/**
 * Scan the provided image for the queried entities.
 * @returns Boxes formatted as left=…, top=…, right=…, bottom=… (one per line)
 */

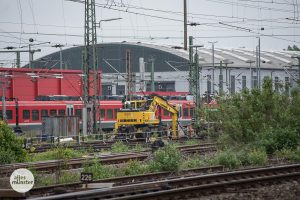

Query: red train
left=0, top=98, right=195, bottom=133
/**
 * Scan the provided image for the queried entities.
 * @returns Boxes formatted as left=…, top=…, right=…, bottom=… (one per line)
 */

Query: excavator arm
left=115, top=95, right=180, bottom=139
left=148, top=96, right=179, bottom=138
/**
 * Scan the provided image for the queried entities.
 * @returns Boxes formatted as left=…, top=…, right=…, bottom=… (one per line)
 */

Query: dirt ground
left=193, top=180, right=300, bottom=200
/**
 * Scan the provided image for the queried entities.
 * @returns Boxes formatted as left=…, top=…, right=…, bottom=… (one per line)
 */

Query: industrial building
left=0, top=68, right=101, bottom=101
left=29, top=42, right=299, bottom=96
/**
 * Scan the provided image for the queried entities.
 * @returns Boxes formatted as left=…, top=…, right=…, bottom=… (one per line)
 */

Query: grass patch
left=274, top=147, right=300, bottom=162
left=123, top=159, right=149, bottom=175
left=247, top=149, right=268, bottom=166
left=83, top=158, right=118, bottom=179
left=131, top=144, right=144, bottom=152
left=149, top=145, right=182, bottom=172
left=181, top=154, right=212, bottom=169
left=34, top=171, right=80, bottom=187
left=183, top=139, right=200, bottom=146
left=111, top=141, right=129, bottom=153
left=213, top=149, right=241, bottom=169
left=30, top=147, right=86, bottom=162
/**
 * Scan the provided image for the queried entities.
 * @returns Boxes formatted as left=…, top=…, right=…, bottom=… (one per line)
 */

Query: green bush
left=131, top=144, right=143, bottom=152
left=209, top=78, right=300, bottom=156
left=247, top=149, right=268, bottom=166
left=257, top=127, right=298, bottom=154
left=31, top=147, right=85, bottom=162
left=181, top=154, right=206, bottom=169
left=111, top=141, right=129, bottom=153
left=83, top=158, right=117, bottom=179
left=275, top=148, right=300, bottom=162
left=214, top=150, right=241, bottom=169
left=58, top=171, right=80, bottom=184
left=0, top=121, right=27, bottom=164
left=151, top=145, right=182, bottom=172
left=0, top=148, right=17, bottom=164
left=124, top=160, right=149, bottom=176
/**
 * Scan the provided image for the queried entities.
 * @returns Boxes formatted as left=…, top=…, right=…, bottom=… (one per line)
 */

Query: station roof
left=29, top=42, right=299, bottom=72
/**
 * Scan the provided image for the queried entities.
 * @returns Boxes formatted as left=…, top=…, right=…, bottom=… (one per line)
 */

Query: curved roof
left=31, top=42, right=189, bottom=73
left=29, top=42, right=299, bottom=72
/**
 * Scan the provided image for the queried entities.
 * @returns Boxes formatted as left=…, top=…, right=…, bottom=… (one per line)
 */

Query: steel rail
left=27, top=164, right=300, bottom=200
left=28, top=165, right=224, bottom=196
left=0, top=152, right=149, bottom=176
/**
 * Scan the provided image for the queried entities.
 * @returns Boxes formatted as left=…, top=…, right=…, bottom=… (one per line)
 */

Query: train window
left=190, top=108, right=194, bottom=118
left=58, top=109, right=65, bottom=116
left=107, top=109, right=113, bottom=119
left=100, top=109, right=105, bottom=118
left=32, top=110, right=39, bottom=121
left=163, top=109, right=169, bottom=117
left=41, top=110, right=48, bottom=117
left=6, top=110, right=12, bottom=120
left=0, top=110, right=13, bottom=120
left=183, top=108, right=189, bottom=117
left=50, top=109, right=57, bottom=116
left=75, top=109, right=82, bottom=117
left=23, top=110, right=30, bottom=120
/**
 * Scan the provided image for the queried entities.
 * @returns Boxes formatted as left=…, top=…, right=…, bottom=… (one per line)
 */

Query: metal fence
left=41, top=116, right=80, bottom=138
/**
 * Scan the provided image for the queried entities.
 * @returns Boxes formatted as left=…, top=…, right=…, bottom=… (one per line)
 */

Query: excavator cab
left=114, top=95, right=180, bottom=139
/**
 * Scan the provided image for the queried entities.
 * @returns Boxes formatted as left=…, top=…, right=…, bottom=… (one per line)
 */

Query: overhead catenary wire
left=0, top=0, right=299, bottom=66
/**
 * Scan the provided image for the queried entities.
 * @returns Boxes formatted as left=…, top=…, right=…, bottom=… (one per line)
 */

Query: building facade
left=29, top=42, right=299, bottom=96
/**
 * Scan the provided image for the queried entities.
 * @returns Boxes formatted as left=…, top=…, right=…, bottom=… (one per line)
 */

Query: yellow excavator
left=114, top=95, right=180, bottom=139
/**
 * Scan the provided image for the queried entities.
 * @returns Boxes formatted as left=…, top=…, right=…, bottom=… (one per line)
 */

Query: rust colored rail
left=27, top=165, right=224, bottom=197
left=0, top=152, right=148, bottom=177
left=26, top=164, right=300, bottom=200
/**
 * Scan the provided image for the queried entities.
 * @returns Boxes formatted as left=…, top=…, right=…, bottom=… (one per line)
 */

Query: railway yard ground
left=0, top=137, right=299, bottom=199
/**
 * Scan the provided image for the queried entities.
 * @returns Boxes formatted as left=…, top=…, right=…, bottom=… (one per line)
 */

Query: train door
left=177, top=104, right=182, bottom=119
left=66, top=104, right=74, bottom=116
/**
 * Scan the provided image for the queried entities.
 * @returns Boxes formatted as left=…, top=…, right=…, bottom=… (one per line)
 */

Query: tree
left=287, top=45, right=300, bottom=51
left=203, top=78, right=300, bottom=154
left=0, top=121, right=27, bottom=164
left=293, top=45, right=300, bottom=51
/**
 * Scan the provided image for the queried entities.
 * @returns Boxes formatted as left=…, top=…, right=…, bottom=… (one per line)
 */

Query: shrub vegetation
left=197, top=78, right=300, bottom=167
left=0, top=121, right=27, bottom=164
left=199, top=78, right=300, bottom=155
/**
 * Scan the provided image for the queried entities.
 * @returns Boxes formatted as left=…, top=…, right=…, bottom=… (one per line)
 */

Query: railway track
left=30, top=140, right=148, bottom=153
left=29, top=137, right=206, bottom=153
left=0, top=152, right=149, bottom=177
left=1, top=143, right=216, bottom=177
left=26, top=163, right=300, bottom=200
left=27, top=165, right=224, bottom=197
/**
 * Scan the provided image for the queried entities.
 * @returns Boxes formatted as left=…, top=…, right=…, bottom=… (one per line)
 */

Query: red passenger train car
left=1, top=99, right=195, bottom=133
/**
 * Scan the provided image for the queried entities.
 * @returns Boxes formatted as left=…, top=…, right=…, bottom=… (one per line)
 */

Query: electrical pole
left=291, top=55, right=300, bottom=85
left=0, top=49, right=41, bottom=68
left=29, top=38, right=34, bottom=68
left=126, top=50, right=133, bottom=100
left=52, top=44, right=64, bottom=70
left=183, top=0, right=187, bottom=50
left=208, top=41, right=217, bottom=95
left=258, top=37, right=261, bottom=88
left=149, top=57, right=155, bottom=92
left=83, top=0, right=98, bottom=136
left=219, top=61, right=223, bottom=95
left=194, top=50, right=200, bottom=108
left=189, top=43, right=204, bottom=120
left=188, top=36, right=193, bottom=94
left=1, top=82, right=6, bottom=122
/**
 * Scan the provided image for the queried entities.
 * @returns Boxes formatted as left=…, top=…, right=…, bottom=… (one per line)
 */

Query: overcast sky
left=0, top=0, right=299, bottom=67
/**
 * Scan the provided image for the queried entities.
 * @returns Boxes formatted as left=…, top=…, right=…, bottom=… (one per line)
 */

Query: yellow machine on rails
left=114, top=95, right=180, bottom=139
